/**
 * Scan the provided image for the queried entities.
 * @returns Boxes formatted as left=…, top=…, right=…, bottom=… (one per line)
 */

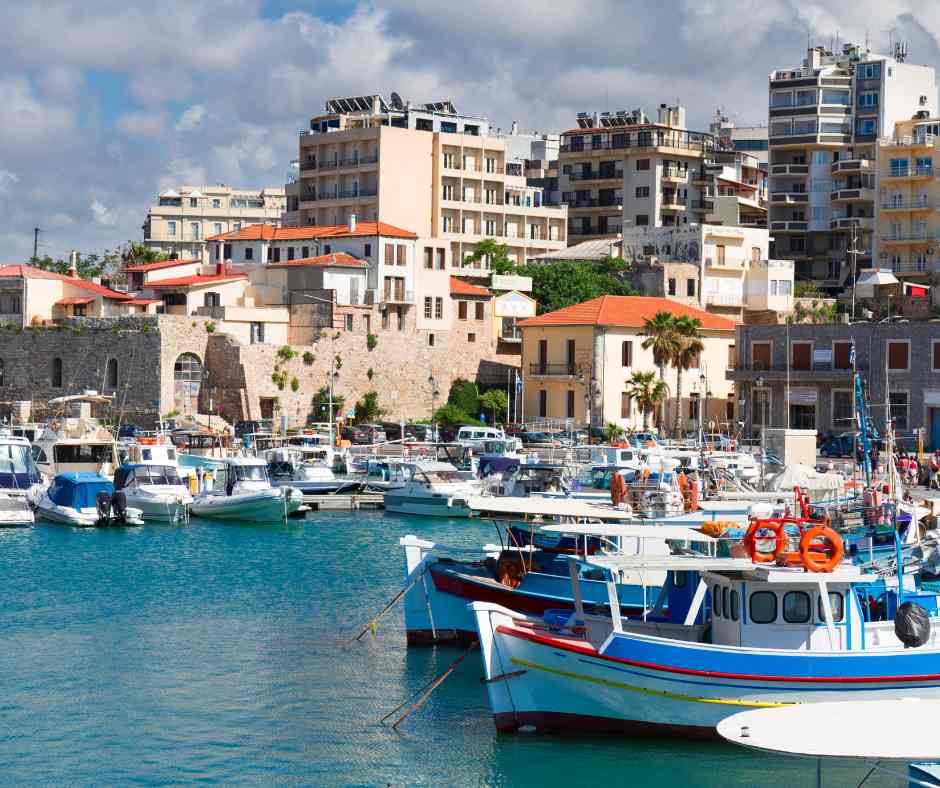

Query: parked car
left=341, top=425, right=387, bottom=445
left=518, top=431, right=561, bottom=447
left=406, top=424, right=439, bottom=442
left=819, top=433, right=856, bottom=458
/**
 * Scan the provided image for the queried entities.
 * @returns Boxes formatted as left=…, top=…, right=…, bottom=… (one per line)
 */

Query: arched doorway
left=174, top=353, right=202, bottom=415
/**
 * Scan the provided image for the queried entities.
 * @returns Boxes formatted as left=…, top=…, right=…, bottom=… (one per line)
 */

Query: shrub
left=447, top=378, right=480, bottom=417
left=290, top=376, right=300, bottom=392
left=277, top=345, right=297, bottom=362
left=433, top=404, right=477, bottom=426
left=366, top=333, right=378, bottom=351
left=205, top=321, right=216, bottom=333
left=271, top=370, right=288, bottom=390
left=354, top=390, right=384, bottom=423
left=302, top=351, right=315, bottom=366
left=366, top=367, right=374, bottom=381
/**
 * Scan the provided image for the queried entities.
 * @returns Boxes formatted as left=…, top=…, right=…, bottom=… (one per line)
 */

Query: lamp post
left=429, top=373, right=440, bottom=436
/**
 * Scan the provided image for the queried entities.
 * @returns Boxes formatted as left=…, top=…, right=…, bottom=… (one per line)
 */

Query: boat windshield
left=234, top=465, right=268, bottom=482
left=422, top=470, right=464, bottom=484
left=0, top=444, right=37, bottom=475
left=53, top=444, right=114, bottom=463
left=135, top=466, right=182, bottom=486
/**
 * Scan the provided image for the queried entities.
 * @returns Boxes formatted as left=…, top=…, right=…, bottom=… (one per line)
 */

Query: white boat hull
left=123, top=492, right=192, bottom=523
left=34, top=500, right=144, bottom=527
left=0, top=495, right=34, bottom=526
left=384, top=493, right=471, bottom=518
left=190, top=487, right=302, bottom=523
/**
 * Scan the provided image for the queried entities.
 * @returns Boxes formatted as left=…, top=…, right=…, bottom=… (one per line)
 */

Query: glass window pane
left=783, top=591, right=811, bottom=623
left=722, top=587, right=730, bottom=620
left=818, top=592, right=844, bottom=623
left=730, top=589, right=739, bottom=621
left=749, top=591, right=777, bottom=624
left=713, top=586, right=722, bottom=618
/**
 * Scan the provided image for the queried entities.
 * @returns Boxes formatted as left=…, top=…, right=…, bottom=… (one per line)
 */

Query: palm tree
left=626, top=371, right=669, bottom=430
left=641, top=312, right=678, bottom=429
left=603, top=422, right=625, bottom=444
left=670, top=316, right=705, bottom=439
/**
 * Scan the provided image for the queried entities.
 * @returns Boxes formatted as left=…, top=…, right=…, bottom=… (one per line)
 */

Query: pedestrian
left=871, top=447, right=880, bottom=475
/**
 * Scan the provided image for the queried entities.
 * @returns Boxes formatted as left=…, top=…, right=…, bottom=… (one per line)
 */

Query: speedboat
left=113, top=463, right=192, bottom=523
left=0, top=431, right=44, bottom=525
left=264, top=447, right=361, bottom=495
left=35, top=472, right=144, bottom=527
left=32, top=393, right=120, bottom=478
left=189, top=457, right=305, bottom=524
left=383, top=461, right=481, bottom=518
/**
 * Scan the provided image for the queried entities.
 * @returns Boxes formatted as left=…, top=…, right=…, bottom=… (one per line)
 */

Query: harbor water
left=0, top=512, right=903, bottom=785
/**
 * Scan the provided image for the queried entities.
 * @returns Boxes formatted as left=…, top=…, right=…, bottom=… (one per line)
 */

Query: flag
left=849, top=343, right=856, bottom=366
left=515, top=371, right=523, bottom=393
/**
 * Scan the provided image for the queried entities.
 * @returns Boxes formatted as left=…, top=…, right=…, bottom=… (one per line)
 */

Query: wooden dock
left=302, top=492, right=385, bottom=511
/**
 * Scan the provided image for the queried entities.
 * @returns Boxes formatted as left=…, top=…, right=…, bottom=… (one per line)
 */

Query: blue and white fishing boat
left=35, top=472, right=144, bottom=527
left=472, top=528, right=940, bottom=737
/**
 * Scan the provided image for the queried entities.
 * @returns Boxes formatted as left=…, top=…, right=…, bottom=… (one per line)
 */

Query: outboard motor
left=895, top=601, right=931, bottom=648
left=111, top=491, right=128, bottom=525
left=96, top=491, right=112, bottom=526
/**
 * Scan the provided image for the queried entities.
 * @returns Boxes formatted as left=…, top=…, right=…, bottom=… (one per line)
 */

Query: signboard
left=812, top=348, right=832, bottom=365
left=494, top=291, right=536, bottom=318
left=491, top=274, right=532, bottom=292
left=788, top=388, right=817, bottom=405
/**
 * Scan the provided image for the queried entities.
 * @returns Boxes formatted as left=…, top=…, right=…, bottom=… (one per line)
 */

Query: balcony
left=881, top=134, right=937, bottom=150
left=688, top=199, right=714, bottom=212
left=882, top=232, right=940, bottom=245
left=771, top=163, right=809, bottom=175
left=891, top=262, right=934, bottom=276
left=882, top=166, right=934, bottom=181
left=705, top=293, right=744, bottom=307
left=499, top=324, right=522, bottom=343
left=770, top=220, right=808, bottom=232
left=770, top=191, right=809, bottom=204
left=705, top=256, right=745, bottom=269
left=380, top=289, right=415, bottom=305
left=830, top=187, right=874, bottom=203
left=831, top=159, right=872, bottom=175
left=728, top=361, right=864, bottom=382
left=529, top=363, right=579, bottom=377
left=567, top=169, right=623, bottom=182
left=830, top=216, right=873, bottom=231
left=661, top=166, right=687, bottom=183
left=881, top=198, right=931, bottom=212
left=661, top=193, right=687, bottom=211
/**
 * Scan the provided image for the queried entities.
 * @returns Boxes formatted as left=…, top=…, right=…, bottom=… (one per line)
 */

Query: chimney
left=511, top=120, right=518, bottom=135
left=348, top=214, right=357, bottom=233
left=67, top=250, right=78, bottom=278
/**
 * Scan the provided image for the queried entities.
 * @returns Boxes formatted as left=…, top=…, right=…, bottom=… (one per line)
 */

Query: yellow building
left=519, top=296, right=736, bottom=430
left=875, top=116, right=940, bottom=281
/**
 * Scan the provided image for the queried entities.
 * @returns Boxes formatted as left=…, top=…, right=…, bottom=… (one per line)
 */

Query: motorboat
left=113, top=463, right=192, bottom=523
left=0, top=431, right=44, bottom=525
left=189, top=456, right=306, bottom=524
left=35, top=472, right=144, bottom=527
left=32, top=393, right=120, bottom=478
left=264, top=447, right=360, bottom=495
left=384, top=461, right=481, bottom=517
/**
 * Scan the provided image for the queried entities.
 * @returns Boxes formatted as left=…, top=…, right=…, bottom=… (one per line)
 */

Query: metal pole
left=785, top=319, right=791, bottom=430
left=33, top=227, right=40, bottom=259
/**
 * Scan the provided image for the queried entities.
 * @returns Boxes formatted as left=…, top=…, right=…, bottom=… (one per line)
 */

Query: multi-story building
left=875, top=114, right=940, bottom=280
left=291, top=93, right=567, bottom=274
left=705, top=150, right=768, bottom=227
left=558, top=105, right=717, bottom=243
left=143, top=185, right=286, bottom=262
left=710, top=111, right=769, bottom=165
left=768, top=43, right=937, bottom=290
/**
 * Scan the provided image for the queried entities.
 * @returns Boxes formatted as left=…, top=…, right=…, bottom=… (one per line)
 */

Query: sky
left=3, top=0, right=940, bottom=262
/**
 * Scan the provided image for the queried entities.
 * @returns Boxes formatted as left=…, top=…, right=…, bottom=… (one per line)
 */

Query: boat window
left=31, top=445, right=48, bottom=464
left=141, top=449, right=152, bottom=461
left=712, top=586, right=722, bottom=618
left=53, top=444, right=113, bottom=463
left=672, top=571, right=687, bottom=588
left=749, top=591, right=777, bottom=624
left=167, top=449, right=177, bottom=460
left=817, top=592, right=844, bottom=623
left=783, top=591, right=811, bottom=624
left=234, top=465, right=268, bottom=481
left=730, top=589, right=739, bottom=621
left=423, top=470, right=463, bottom=483
left=135, top=466, right=182, bottom=485
left=722, top=587, right=730, bottom=620
left=0, top=443, right=36, bottom=474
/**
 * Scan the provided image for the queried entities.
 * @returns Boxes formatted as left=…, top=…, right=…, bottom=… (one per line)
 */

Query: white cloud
left=175, top=104, right=207, bottom=132
left=0, top=76, right=75, bottom=150
left=90, top=199, right=116, bottom=226
left=0, top=170, right=19, bottom=193
left=116, top=110, right=168, bottom=138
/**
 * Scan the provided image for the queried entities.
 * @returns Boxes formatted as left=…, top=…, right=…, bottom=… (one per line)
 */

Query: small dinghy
left=35, top=472, right=144, bottom=527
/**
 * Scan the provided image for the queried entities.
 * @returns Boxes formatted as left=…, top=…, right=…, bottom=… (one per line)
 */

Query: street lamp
left=429, top=373, right=440, bottom=432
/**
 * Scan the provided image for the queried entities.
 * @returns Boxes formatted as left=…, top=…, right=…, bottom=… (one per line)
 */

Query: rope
left=351, top=565, right=427, bottom=642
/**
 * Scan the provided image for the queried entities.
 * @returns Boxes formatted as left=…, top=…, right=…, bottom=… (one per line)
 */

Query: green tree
left=354, top=390, right=384, bottom=423
left=121, top=241, right=169, bottom=267
left=313, top=386, right=345, bottom=422
left=670, top=316, right=705, bottom=439
left=447, top=378, right=480, bottom=417
left=433, top=403, right=477, bottom=426
left=603, top=422, right=626, bottom=443
left=479, top=389, right=508, bottom=423
left=463, top=239, right=515, bottom=275
left=30, top=253, right=107, bottom=280
left=515, top=260, right=638, bottom=314
left=626, top=371, right=670, bottom=430
left=641, top=312, right=679, bottom=429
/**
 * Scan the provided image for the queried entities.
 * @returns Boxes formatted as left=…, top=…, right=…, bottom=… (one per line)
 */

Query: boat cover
left=48, top=473, right=113, bottom=509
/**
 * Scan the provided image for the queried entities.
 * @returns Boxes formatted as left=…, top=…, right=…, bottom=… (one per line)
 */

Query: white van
left=456, top=426, right=506, bottom=451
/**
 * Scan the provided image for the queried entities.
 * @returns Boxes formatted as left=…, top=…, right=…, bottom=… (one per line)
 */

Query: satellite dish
left=390, top=92, right=404, bottom=110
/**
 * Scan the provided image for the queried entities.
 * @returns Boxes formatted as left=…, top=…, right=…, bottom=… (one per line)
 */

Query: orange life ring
left=743, top=519, right=787, bottom=563
left=799, top=526, right=843, bottom=573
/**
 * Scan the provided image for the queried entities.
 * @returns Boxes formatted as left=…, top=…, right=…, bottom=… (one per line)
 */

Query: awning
left=55, top=297, right=94, bottom=306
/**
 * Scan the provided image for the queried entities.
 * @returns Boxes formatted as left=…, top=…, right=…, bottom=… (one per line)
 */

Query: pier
left=302, top=492, right=385, bottom=511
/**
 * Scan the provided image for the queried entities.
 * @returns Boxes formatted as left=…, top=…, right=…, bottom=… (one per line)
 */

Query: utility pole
left=33, top=228, right=40, bottom=260
left=848, top=221, right=862, bottom=322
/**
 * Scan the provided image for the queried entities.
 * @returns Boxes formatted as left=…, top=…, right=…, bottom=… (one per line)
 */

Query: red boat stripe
left=494, top=625, right=940, bottom=684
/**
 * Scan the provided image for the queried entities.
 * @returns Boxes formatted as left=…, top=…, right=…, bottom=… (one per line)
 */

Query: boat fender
left=799, top=525, right=843, bottom=573
left=95, top=491, right=112, bottom=525
left=895, top=601, right=931, bottom=648
left=111, top=491, right=128, bottom=524
left=743, top=519, right=787, bottom=563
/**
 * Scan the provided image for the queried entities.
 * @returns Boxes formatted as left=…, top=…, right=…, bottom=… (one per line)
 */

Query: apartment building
left=876, top=115, right=940, bottom=280
left=705, top=150, right=768, bottom=227
left=557, top=105, right=719, bottom=244
left=620, top=224, right=794, bottom=323
left=291, top=93, right=567, bottom=276
left=768, top=43, right=937, bottom=290
left=143, top=185, right=286, bottom=262
left=710, top=111, right=769, bottom=165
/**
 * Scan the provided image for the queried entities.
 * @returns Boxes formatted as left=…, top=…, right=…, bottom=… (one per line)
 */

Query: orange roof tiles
left=148, top=273, right=248, bottom=288
left=268, top=252, right=368, bottom=269
left=55, top=297, right=95, bottom=306
left=207, top=221, right=417, bottom=242
left=449, top=277, right=492, bottom=297
left=0, top=264, right=131, bottom=300
left=519, top=296, right=736, bottom=331
left=122, top=258, right=201, bottom=273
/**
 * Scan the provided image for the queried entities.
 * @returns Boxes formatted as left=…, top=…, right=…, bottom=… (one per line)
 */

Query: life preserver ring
left=799, top=525, right=843, bottom=573
left=743, top=519, right=787, bottom=563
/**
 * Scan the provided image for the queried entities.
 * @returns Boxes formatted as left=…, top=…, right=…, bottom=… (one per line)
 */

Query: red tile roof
left=0, top=264, right=131, bottom=300
left=122, top=258, right=201, bottom=273
left=148, top=273, right=248, bottom=288
left=518, top=296, right=736, bottom=330
left=207, top=221, right=417, bottom=242
left=55, top=297, right=94, bottom=306
left=450, top=277, right=492, bottom=297
left=268, top=252, right=368, bottom=269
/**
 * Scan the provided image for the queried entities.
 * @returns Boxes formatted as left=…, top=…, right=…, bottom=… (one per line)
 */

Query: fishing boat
left=189, top=456, right=305, bottom=523
left=384, top=461, right=480, bottom=518
left=472, top=519, right=940, bottom=737
left=0, top=431, right=43, bottom=525
left=32, top=393, right=120, bottom=478
left=35, top=472, right=144, bottom=527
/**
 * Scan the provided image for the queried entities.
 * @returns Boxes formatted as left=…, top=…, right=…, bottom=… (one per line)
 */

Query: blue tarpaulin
left=48, top=473, right=113, bottom=510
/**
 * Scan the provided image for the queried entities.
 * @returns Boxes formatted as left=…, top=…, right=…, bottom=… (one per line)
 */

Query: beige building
left=519, top=295, right=736, bottom=430
left=143, top=185, right=286, bottom=262
left=290, top=93, right=567, bottom=276
left=875, top=116, right=940, bottom=281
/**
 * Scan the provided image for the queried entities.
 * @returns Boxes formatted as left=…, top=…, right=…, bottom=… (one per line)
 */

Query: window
left=424, top=297, right=432, bottom=319
left=890, top=391, right=909, bottom=430
left=749, top=591, right=777, bottom=623
left=729, top=589, right=739, bottom=621
left=716, top=245, right=726, bottom=265
left=727, top=344, right=736, bottom=370
left=73, top=304, right=86, bottom=317
left=203, top=292, right=220, bottom=308
left=105, top=358, right=118, bottom=389
left=833, top=341, right=852, bottom=369
left=424, top=249, right=433, bottom=269
left=436, top=249, right=445, bottom=270
left=167, top=221, right=177, bottom=236
left=364, top=243, right=372, bottom=257
left=635, top=214, right=649, bottom=226
left=566, top=390, right=575, bottom=419
left=538, top=389, right=547, bottom=418
left=385, top=245, right=394, bottom=265
left=475, top=302, right=484, bottom=320
left=428, top=333, right=435, bottom=347
left=212, top=199, right=221, bottom=209
left=635, top=186, right=649, bottom=198
left=857, top=90, right=878, bottom=107
left=818, top=592, right=844, bottom=623
left=622, top=341, right=633, bottom=367
left=783, top=591, right=811, bottom=623
left=458, top=301, right=468, bottom=320
left=345, top=314, right=353, bottom=331
left=686, top=279, right=696, bottom=297
left=302, top=246, right=309, bottom=258
left=245, top=247, right=253, bottom=261
left=190, top=222, right=200, bottom=239
left=856, top=118, right=876, bottom=136
left=887, top=341, right=909, bottom=371
left=287, top=247, right=295, bottom=261
left=636, top=159, right=650, bottom=171
left=791, top=342, right=811, bottom=371
left=250, top=322, right=264, bottom=344
left=324, top=244, right=331, bottom=254
left=621, top=392, right=631, bottom=419
left=668, top=278, right=676, bottom=296
left=272, top=247, right=281, bottom=263
left=832, top=390, right=853, bottom=429
left=213, top=223, right=223, bottom=236
left=434, top=297, right=443, bottom=319
left=688, top=393, right=700, bottom=422
left=51, top=357, right=63, bottom=388
left=397, top=245, right=406, bottom=266
left=712, top=586, right=722, bottom=618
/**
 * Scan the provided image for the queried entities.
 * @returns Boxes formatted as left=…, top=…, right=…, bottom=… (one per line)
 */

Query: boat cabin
left=0, top=433, right=42, bottom=490
left=113, top=463, right=184, bottom=493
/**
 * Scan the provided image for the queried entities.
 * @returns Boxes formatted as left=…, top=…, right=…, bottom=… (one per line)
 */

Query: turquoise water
left=0, top=513, right=902, bottom=786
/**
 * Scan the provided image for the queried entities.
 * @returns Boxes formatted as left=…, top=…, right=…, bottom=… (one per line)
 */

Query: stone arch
left=173, top=353, right=203, bottom=415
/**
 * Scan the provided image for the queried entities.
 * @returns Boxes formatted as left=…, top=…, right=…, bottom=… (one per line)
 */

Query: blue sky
left=2, top=0, right=940, bottom=261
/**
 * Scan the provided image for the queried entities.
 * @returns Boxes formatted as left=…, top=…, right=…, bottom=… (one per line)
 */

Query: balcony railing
left=705, top=293, right=744, bottom=306
left=381, top=289, right=415, bottom=305
left=567, top=169, right=623, bottom=181
left=690, top=199, right=714, bottom=211
left=529, top=363, right=579, bottom=377
left=662, top=166, right=688, bottom=180
left=499, top=327, right=522, bottom=343
left=831, top=159, right=872, bottom=174
left=882, top=232, right=940, bottom=243
left=883, top=166, right=934, bottom=179
left=881, top=198, right=930, bottom=210
left=771, top=163, right=809, bottom=175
